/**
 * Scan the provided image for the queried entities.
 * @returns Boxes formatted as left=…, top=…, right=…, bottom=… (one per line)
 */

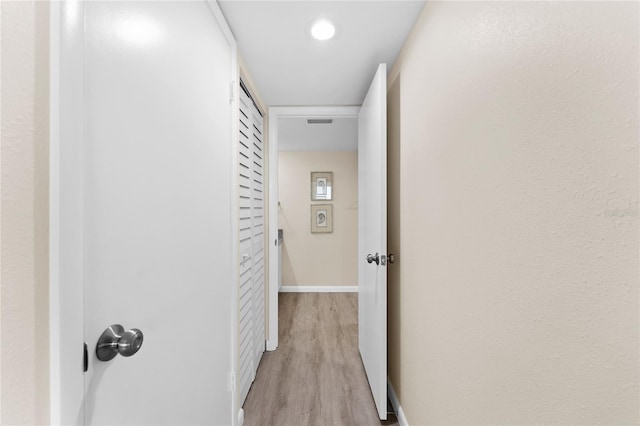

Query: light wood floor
left=242, top=293, right=398, bottom=426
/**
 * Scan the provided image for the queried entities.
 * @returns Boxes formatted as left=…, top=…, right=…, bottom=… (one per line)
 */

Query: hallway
left=2, top=1, right=638, bottom=424
left=242, top=293, right=398, bottom=426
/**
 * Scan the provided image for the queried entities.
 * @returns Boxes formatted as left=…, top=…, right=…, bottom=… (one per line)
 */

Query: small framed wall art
left=311, top=171, right=333, bottom=201
left=311, top=204, right=333, bottom=233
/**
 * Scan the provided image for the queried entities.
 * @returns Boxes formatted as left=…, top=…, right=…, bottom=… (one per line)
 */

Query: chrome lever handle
left=366, top=253, right=380, bottom=265
left=96, top=324, right=144, bottom=361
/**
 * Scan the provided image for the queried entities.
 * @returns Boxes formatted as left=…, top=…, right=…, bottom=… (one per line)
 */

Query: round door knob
left=118, top=328, right=143, bottom=357
left=96, top=324, right=144, bottom=361
left=366, top=253, right=380, bottom=265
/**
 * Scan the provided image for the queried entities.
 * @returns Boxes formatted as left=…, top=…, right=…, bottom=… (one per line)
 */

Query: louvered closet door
left=238, top=86, right=265, bottom=406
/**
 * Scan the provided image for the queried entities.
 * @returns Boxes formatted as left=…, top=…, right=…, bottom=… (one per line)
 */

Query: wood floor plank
left=242, top=293, right=398, bottom=426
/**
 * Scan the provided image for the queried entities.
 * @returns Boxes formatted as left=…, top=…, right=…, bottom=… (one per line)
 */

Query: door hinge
left=229, top=370, right=237, bottom=392
left=230, top=81, right=236, bottom=104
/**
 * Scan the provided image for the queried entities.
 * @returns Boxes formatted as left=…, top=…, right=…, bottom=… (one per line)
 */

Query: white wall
left=0, top=1, right=50, bottom=424
left=278, top=151, right=358, bottom=288
left=278, top=118, right=357, bottom=152
left=387, top=2, right=639, bottom=424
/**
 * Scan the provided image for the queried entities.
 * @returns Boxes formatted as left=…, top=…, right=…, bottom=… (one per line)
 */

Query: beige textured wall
left=278, top=151, right=357, bottom=287
left=0, top=1, right=50, bottom=424
left=387, top=2, right=639, bottom=424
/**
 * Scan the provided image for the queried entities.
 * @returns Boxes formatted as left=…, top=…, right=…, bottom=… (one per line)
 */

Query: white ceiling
left=278, top=117, right=358, bottom=151
left=218, top=1, right=425, bottom=106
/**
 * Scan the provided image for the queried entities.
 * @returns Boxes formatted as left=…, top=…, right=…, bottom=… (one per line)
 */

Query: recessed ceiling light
left=311, top=20, right=335, bottom=41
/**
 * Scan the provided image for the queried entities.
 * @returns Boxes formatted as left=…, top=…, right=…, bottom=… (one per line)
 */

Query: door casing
left=266, top=106, right=360, bottom=351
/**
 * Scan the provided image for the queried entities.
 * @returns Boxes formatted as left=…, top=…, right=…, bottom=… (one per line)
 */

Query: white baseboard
left=237, top=408, right=244, bottom=426
left=388, top=380, right=409, bottom=426
left=266, top=338, right=277, bottom=351
left=279, top=285, right=357, bottom=293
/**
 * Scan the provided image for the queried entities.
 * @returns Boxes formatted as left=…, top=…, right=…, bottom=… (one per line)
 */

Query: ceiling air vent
left=307, top=119, right=333, bottom=124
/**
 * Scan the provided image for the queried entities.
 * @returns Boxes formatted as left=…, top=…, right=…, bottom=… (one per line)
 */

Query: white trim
left=268, top=106, right=360, bottom=118
left=49, top=4, right=62, bottom=422
left=267, top=108, right=279, bottom=351
left=237, top=408, right=245, bottom=426
left=205, top=0, right=235, bottom=45
left=206, top=2, right=240, bottom=425
left=267, top=106, right=361, bottom=352
left=387, top=380, right=409, bottom=426
left=49, top=2, right=86, bottom=423
left=279, top=286, right=358, bottom=293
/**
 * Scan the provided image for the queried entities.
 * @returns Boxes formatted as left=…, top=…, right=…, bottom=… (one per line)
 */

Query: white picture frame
left=310, top=204, right=333, bottom=233
left=311, top=171, right=333, bottom=201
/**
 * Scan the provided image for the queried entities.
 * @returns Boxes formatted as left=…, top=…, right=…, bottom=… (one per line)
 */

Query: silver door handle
left=96, top=324, right=144, bottom=361
left=366, top=253, right=380, bottom=265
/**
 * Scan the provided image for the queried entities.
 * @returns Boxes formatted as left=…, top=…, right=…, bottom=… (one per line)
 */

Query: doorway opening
left=275, top=115, right=359, bottom=293
left=242, top=107, right=393, bottom=424
left=266, top=107, right=360, bottom=351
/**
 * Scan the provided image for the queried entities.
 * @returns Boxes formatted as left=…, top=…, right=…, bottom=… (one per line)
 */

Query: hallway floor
left=243, top=293, right=398, bottom=426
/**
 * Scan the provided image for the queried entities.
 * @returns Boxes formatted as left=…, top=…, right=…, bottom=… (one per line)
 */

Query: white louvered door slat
left=237, top=84, right=265, bottom=407
left=238, top=89, right=254, bottom=405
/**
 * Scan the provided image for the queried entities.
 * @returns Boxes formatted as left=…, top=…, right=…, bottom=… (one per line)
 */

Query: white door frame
left=266, top=106, right=360, bottom=351
left=48, top=2, right=240, bottom=424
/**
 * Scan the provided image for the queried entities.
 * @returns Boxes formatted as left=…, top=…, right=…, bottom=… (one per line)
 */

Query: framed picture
left=311, top=171, right=333, bottom=201
left=311, top=204, right=333, bottom=233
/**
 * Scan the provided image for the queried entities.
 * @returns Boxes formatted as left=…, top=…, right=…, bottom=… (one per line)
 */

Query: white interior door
left=82, top=1, right=234, bottom=424
left=358, top=63, right=388, bottom=420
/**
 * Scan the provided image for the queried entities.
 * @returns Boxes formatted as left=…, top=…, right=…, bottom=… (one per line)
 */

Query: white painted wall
left=279, top=118, right=357, bottom=152
left=278, top=151, right=358, bottom=288
left=0, top=1, right=50, bottom=424
left=387, top=1, right=639, bottom=424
